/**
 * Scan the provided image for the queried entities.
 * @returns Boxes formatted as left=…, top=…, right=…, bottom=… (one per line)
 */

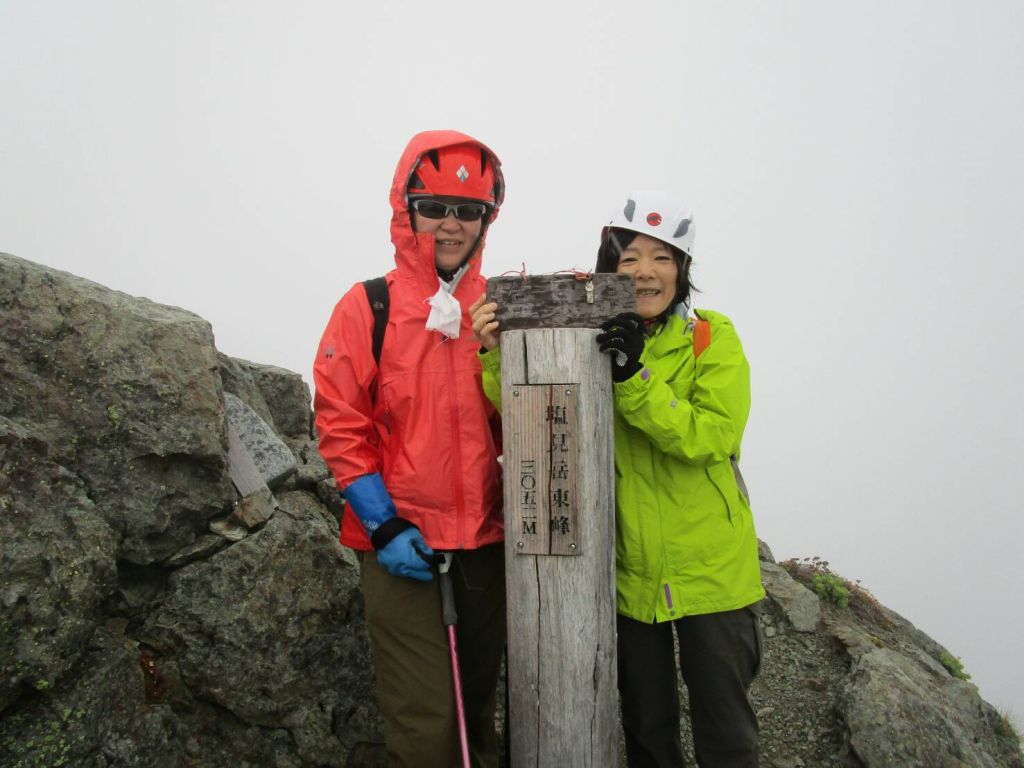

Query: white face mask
left=424, top=266, right=467, bottom=338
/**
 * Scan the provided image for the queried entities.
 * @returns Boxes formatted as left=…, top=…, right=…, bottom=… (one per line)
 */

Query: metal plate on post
left=507, top=385, right=549, bottom=555
left=506, top=383, right=581, bottom=556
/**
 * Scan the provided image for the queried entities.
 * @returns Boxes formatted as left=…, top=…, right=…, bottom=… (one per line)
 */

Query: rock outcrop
left=1, top=253, right=380, bottom=767
left=1, top=252, right=1021, bottom=767
left=738, top=551, right=1023, bottom=767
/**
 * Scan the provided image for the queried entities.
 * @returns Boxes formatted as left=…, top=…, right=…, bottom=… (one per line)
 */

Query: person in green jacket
left=471, top=191, right=766, bottom=767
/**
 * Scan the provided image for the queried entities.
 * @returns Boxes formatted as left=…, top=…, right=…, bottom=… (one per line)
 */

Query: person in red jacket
left=314, top=131, right=506, bottom=767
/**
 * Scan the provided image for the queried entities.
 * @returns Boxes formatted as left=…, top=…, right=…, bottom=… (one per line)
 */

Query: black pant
left=617, top=606, right=762, bottom=768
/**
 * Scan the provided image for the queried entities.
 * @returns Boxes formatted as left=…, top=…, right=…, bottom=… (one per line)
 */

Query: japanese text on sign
left=508, top=384, right=580, bottom=556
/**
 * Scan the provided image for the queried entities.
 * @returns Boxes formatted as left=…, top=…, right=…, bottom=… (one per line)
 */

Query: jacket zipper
left=445, top=339, right=467, bottom=548
left=376, top=374, right=392, bottom=434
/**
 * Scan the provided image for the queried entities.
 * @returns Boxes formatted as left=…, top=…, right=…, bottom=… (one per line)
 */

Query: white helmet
left=602, top=191, right=695, bottom=257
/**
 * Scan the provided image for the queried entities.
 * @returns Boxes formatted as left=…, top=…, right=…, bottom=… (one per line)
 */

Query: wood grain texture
left=501, top=328, right=618, bottom=767
left=486, top=273, right=636, bottom=331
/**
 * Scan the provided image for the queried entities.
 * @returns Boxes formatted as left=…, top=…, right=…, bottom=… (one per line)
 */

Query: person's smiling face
left=615, top=233, right=679, bottom=319
left=411, top=197, right=486, bottom=273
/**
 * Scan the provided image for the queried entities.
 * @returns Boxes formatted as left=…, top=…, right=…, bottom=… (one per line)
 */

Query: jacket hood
left=389, top=130, right=505, bottom=291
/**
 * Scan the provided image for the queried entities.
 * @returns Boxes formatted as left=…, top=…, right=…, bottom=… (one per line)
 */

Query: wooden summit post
left=486, top=273, right=635, bottom=767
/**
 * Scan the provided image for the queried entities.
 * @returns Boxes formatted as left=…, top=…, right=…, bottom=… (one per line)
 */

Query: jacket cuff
left=615, top=363, right=652, bottom=395
left=479, top=345, right=502, bottom=368
left=369, top=517, right=416, bottom=550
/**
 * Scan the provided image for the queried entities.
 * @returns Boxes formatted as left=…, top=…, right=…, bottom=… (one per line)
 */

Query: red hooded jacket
left=313, top=131, right=504, bottom=551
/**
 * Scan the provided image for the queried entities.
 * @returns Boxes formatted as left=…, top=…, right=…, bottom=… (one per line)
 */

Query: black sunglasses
left=411, top=199, right=489, bottom=222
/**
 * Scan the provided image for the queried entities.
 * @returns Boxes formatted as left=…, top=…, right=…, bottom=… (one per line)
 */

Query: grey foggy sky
left=2, top=1, right=1023, bottom=719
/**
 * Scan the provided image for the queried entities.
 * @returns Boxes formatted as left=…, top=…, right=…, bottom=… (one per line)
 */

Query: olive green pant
left=361, top=543, right=506, bottom=768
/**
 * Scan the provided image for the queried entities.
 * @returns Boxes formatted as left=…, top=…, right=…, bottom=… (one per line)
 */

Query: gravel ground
left=609, top=597, right=861, bottom=768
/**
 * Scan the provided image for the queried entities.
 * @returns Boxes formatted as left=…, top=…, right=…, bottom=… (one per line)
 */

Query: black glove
left=596, top=312, right=645, bottom=383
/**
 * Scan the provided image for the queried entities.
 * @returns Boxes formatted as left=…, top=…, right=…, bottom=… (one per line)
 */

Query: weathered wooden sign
left=506, top=383, right=580, bottom=556
left=486, top=273, right=636, bottom=330
left=499, top=328, right=618, bottom=766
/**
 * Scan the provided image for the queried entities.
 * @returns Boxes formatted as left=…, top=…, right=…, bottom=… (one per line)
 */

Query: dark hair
left=595, top=228, right=697, bottom=310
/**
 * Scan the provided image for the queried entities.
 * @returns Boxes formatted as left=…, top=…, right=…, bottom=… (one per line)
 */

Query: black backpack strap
left=362, top=277, right=389, bottom=365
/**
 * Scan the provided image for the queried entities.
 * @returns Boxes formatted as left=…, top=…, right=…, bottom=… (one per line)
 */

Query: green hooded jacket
left=480, top=309, right=765, bottom=623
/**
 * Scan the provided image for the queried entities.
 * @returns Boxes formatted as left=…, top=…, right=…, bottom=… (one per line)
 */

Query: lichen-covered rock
left=219, top=354, right=312, bottom=440
left=137, top=491, right=380, bottom=765
left=224, top=392, right=296, bottom=489
left=0, top=624, right=186, bottom=767
left=766, top=559, right=1024, bottom=768
left=0, top=253, right=231, bottom=565
left=219, top=352, right=327, bottom=500
left=761, top=560, right=821, bottom=632
left=840, top=646, right=1024, bottom=767
left=0, top=416, right=118, bottom=715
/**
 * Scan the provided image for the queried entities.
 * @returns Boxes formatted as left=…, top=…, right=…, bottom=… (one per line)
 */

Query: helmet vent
left=673, top=218, right=691, bottom=238
left=406, top=141, right=500, bottom=205
left=623, top=199, right=636, bottom=222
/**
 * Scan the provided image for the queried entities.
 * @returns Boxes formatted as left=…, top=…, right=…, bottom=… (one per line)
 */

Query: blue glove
left=377, top=526, right=435, bottom=582
left=343, top=473, right=437, bottom=581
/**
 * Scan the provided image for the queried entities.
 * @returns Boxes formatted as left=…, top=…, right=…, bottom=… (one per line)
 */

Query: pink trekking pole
left=438, top=553, right=471, bottom=768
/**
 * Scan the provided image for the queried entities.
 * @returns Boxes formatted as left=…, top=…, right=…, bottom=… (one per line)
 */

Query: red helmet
left=407, top=143, right=499, bottom=205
